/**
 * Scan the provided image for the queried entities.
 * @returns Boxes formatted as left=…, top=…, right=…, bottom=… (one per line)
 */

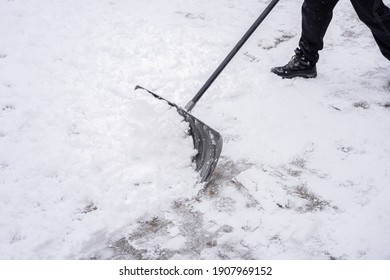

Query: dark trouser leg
left=350, top=0, right=390, bottom=60
left=299, top=0, right=339, bottom=63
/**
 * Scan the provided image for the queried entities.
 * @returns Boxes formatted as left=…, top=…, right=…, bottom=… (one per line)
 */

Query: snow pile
left=0, top=81, right=198, bottom=258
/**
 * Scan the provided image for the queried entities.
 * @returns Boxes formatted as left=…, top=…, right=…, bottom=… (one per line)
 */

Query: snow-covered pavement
left=1, top=0, right=389, bottom=259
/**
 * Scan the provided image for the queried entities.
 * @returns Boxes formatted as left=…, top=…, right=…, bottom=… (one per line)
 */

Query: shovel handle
left=185, top=0, right=280, bottom=112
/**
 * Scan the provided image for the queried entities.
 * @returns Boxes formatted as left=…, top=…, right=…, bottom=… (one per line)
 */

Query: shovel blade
left=135, top=86, right=222, bottom=182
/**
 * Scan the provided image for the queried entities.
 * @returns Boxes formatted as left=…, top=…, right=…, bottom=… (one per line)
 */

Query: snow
left=0, top=0, right=389, bottom=259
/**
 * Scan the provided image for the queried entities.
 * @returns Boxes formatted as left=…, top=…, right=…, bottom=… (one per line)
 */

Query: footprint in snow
left=258, top=31, right=296, bottom=50
left=353, top=101, right=370, bottom=110
left=1, top=105, right=15, bottom=112
left=175, top=11, right=207, bottom=21
left=0, top=162, right=8, bottom=170
left=378, top=102, right=390, bottom=109
left=243, top=52, right=259, bottom=62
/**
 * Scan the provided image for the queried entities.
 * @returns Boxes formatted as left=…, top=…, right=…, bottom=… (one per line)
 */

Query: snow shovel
left=135, top=0, right=280, bottom=182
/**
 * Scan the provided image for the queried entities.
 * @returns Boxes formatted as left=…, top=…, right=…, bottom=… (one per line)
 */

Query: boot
left=271, top=48, right=317, bottom=79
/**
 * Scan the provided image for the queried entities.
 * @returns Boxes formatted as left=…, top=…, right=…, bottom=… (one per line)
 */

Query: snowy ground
left=1, top=0, right=389, bottom=259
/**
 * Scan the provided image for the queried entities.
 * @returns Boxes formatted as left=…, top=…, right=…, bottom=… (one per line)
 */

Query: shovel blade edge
left=135, top=85, right=222, bottom=182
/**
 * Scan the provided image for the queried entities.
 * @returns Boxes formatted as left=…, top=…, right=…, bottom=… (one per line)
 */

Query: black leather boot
left=271, top=48, right=317, bottom=79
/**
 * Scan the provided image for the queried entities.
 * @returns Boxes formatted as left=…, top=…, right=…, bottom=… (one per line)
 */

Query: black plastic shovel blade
left=135, top=86, right=222, bottom=182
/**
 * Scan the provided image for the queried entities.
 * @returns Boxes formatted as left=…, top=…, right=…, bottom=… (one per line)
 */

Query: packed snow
left=0, top=0, right=389, bottom=259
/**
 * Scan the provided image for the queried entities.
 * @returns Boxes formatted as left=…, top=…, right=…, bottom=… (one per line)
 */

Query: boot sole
left=281, top=73, right=317, bottom=79
left=271, top=68, right=317, bottom=79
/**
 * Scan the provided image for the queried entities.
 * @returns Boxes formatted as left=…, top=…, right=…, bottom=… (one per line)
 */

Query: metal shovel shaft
left=185, top=0, right=280, bottom=112
left=136, top=0, right=280, bottom=182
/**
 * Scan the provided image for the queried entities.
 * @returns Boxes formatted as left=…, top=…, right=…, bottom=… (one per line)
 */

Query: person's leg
left=350, top=0, right=390, bottom=60
left=271, top=0, right=339, bottom=78
left=299, top=0, right=340, bottom=63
